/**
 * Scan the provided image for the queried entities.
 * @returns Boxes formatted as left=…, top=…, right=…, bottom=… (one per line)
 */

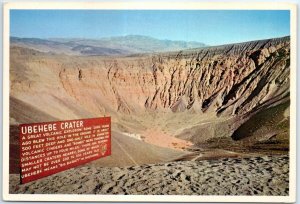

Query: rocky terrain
left=9, top=36, right=290, bottom=195
left=9, top=155, right=289, bottom=195
left=10, top=36, right=290, bottom=145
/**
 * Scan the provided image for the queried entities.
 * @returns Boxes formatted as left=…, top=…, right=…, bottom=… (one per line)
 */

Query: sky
left=10, top=10, right=290, bottom=46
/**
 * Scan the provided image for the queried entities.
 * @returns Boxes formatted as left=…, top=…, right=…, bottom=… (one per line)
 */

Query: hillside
left=9, top=36, right=290, bottom=171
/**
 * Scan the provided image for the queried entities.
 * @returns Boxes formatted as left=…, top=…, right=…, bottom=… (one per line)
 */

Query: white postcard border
left=2, top=2, right=297, bottom=203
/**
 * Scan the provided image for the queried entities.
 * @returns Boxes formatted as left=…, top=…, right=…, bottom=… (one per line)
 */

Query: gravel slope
left=9, top=155, right=289, bottom=195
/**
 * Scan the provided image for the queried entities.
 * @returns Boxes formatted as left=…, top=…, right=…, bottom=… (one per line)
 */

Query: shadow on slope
left=9, top=97, right=58, bottom=174
left=232, top=101, right=290, bottom=141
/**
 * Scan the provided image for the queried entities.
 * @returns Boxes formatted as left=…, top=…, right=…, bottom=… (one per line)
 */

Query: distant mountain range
left=10, top=35, right=206, bottom=56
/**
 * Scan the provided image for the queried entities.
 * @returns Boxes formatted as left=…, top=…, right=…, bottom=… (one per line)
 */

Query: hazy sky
left=10, top=10, right=290, bottom=45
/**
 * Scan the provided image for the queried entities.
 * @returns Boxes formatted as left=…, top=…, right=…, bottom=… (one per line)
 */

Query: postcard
left=2, top=2, right=297, bottom=203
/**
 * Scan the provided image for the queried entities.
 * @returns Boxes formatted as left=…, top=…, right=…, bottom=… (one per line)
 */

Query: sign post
left=19, top=117, right=111, bottom=184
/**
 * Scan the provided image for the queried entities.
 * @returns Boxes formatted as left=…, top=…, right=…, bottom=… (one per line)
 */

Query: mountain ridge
left=10, top=35, right=206, bottom=56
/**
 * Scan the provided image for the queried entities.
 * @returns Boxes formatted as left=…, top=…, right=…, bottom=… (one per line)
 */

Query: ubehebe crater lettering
left=19, top=117, right=111, bottom=184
